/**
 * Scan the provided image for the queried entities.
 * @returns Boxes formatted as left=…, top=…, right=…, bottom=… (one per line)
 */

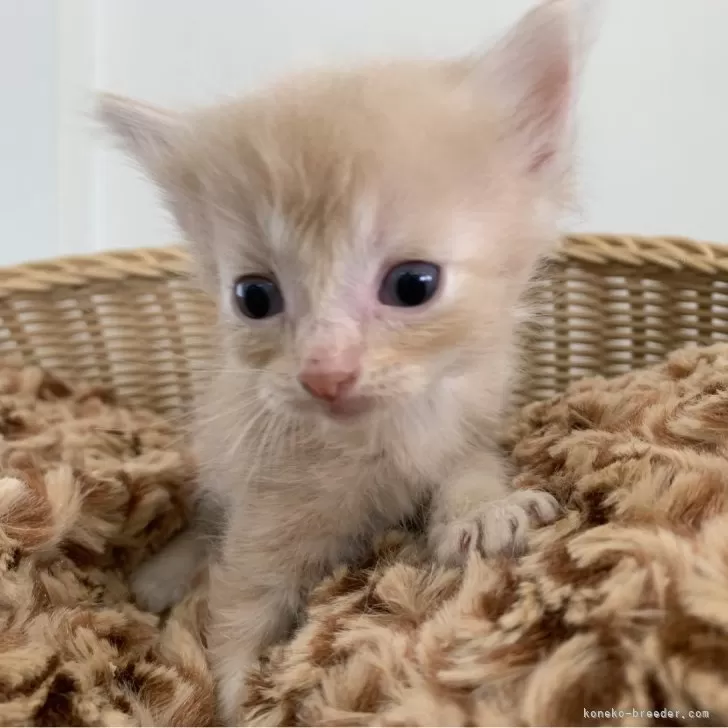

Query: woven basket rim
left=1, top=233, right=726, bottom=299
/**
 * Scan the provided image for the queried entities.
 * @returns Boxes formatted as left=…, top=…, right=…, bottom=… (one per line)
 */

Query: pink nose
left=298, top=367, right=359, bottom=402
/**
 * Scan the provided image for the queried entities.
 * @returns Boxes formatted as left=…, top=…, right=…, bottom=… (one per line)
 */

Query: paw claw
left=459, top=530, right=472, bottom=552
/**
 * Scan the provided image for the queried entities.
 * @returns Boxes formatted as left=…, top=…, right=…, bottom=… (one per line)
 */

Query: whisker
left=224, top=404, right=270, bottom=462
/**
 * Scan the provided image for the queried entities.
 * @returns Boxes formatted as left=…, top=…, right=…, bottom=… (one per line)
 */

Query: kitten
left=99, top=0, right=595, bottom=722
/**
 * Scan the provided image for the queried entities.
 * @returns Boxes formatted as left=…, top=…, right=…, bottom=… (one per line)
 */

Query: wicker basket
left=1, top=233, right=727, bottom=416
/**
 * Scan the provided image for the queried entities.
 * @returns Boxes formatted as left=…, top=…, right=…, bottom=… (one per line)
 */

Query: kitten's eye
left=378, top=261, right=440, bottom=308
left=233, top=275, right=284, bottom=319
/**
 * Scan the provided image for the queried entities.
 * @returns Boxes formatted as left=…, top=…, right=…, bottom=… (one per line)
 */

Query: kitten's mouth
left=322, top=395, right=375, bottom=420
left=291, top=391, right=377, bottom=421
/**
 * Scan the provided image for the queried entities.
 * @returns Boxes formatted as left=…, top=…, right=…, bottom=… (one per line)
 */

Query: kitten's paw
left=131, top=556, right=190, bottom=613
left=430, top=489, right=561, bottom=566
left=130, top=530, right=203, bottom=613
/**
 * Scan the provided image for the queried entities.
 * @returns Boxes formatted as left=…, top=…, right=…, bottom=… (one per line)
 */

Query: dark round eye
left=378, top=261, right=441, bottom=308
left=233, top=275, right=284, bottom=319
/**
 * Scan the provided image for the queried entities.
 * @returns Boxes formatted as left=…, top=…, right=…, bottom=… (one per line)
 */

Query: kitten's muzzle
left=297, top=344, right=372, bottom=419
left=297, top=343, right=362, bottom=403
left=298, top=367, right=359, bottom=403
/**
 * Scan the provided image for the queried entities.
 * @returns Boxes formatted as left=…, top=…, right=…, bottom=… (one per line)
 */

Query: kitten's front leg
left=206, top=531, right=308, bottom=726
left=428, top=449, right=561, bottom=566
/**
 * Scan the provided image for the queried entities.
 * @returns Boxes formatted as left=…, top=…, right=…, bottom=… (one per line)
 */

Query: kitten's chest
left=305, top=434, right=437, bottom=526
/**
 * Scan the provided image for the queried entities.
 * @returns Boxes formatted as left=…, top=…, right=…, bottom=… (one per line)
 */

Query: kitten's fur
left=99, top=1, right=595, bottom=722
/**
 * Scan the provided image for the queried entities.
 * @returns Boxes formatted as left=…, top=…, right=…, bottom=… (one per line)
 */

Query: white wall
left=2, top=0, right=728, bottom=265
left=0, top=0, right=58, bottom=264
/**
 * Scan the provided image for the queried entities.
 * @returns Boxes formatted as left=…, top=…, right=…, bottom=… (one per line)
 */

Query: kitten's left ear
left=96, top=92, right=186, bottom=172
left=474, top=0, right=601, bottom=173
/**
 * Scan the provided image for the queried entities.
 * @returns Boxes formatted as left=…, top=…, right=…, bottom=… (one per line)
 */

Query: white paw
left=131, top=557, right=189, bottom=613
left=430, top=489, right=561, bottom=566
left=130, top=530, right=203, bottom=613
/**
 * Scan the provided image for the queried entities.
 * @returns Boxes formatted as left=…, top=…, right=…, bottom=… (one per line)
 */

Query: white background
left=2, top=0, right=728, bottom=266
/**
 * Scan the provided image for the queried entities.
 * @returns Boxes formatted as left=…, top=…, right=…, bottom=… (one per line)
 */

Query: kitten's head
left=99, top=0, right=596, bottom=424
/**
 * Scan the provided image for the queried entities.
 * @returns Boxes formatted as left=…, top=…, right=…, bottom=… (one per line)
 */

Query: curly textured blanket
left=2, top=345, right=728, bottom=726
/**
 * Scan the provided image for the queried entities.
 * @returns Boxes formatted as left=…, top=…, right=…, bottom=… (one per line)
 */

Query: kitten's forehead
left=192, top=61, right=499, bottom=269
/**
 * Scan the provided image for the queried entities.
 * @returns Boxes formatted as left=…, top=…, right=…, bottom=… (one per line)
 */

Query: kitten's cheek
left=261, top=379, right=318, bottom=412
left=255, top=377, right=292, bottom=409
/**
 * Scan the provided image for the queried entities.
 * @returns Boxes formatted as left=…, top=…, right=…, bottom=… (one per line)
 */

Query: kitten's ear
left=96, top=93, right=185, bottom=171
left=97, top=93, right=218, bottom=290
left=474, top=0, right=600, bottom=172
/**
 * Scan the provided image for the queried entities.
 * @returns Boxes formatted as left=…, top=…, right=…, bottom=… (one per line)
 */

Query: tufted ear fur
left=97, top=93, right=185, bottom=171
left=96, top=93, right=219, bottom=290
left=470, top=0, right=600, bottom=176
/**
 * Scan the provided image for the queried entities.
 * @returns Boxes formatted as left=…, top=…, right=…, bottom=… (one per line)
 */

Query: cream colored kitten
left=99, top=1, right=595, bottom=722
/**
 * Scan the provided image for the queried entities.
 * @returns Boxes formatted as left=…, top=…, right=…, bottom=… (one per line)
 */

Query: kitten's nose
left=298, top=363, right=360, bottom=402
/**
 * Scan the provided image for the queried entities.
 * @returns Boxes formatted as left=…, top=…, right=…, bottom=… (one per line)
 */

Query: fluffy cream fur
left=98, top=1, right=596, bottom=722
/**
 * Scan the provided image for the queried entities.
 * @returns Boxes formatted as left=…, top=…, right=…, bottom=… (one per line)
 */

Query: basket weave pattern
left=1, top=234, right=727, bottom=414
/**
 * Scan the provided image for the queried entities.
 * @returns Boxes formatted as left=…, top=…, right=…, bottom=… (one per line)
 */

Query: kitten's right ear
left=97, top=93, right=219, bottom=292
left=96, top=93, right=185, bottom=171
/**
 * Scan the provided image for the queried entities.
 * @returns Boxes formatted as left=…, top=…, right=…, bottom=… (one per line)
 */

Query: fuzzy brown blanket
left=3, top=344, right=728, bottom=726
